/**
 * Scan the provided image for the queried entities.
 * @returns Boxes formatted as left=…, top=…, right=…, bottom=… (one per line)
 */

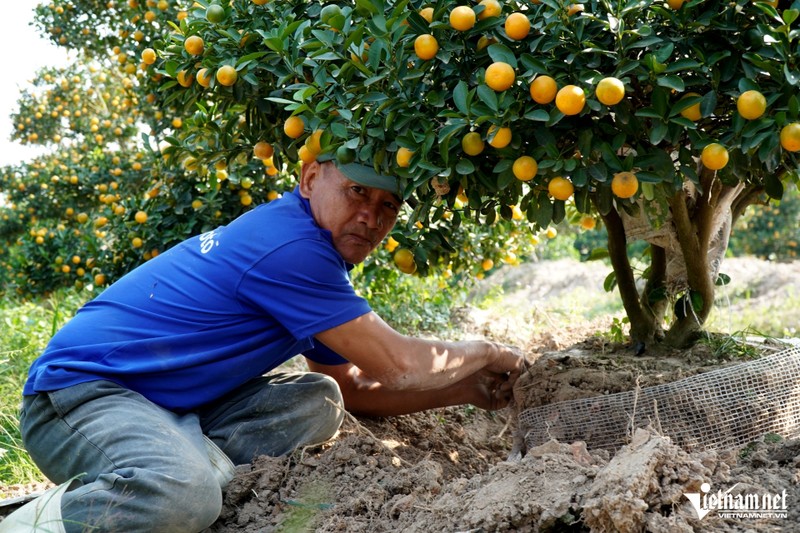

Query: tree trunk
left=643, top=244, right=668, bottom=327
left=599, top=171, right=765, bottom=350
left=599, top=206, right=659, bottom=348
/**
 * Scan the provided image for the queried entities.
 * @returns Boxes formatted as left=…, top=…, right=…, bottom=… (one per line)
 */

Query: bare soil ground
left=205, top=257, right=800, bottom=533
left=3, top=258, right=799, bottom=532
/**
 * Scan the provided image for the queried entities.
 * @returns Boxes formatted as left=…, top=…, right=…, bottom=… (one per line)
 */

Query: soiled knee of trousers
left=61, top=465, right=223, bottom=533
left=307, top=373, right=345, bottom=442
left=139, top=465, right=223, bottom=532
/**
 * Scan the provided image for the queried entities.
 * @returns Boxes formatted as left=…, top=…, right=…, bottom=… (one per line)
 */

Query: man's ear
left=299, top=161, right=321, bottom=199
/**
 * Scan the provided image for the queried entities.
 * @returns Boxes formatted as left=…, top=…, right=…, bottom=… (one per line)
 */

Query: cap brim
left=337, top=163, right=400, bottom=196
left=316, top=154, right=402, bottom=199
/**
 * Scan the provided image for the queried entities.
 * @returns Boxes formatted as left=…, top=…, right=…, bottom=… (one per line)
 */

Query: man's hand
left=462, top=342, right=524, bottom=410
left=312, top=312, right=528, bottom=415
left=308, top=339, right=526, bottom=416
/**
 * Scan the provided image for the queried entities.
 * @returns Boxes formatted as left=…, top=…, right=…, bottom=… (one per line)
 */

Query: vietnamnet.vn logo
left=684, top=482, right=789, bottom=520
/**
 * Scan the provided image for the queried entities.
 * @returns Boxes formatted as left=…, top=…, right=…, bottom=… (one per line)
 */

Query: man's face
left=300, top=162, right=401, bottom=264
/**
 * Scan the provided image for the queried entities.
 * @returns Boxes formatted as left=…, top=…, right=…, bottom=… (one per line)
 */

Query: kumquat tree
left=148, top=0, right=800, bottom=349
left=2, top=0, right=799, bottom=351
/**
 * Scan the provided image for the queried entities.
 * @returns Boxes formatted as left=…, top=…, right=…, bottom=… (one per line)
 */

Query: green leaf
left=656, top=75, right=685, bottom=91
left=654, top=43, right=674, bottom=63
left=603, top=271, right=617, bottom=292
left=670, top=94, right=702, bottom=115
left=596, top=185, right=614, bottom=215
left=649, top=121, right=668, bottom=145
left=635, top=108, right=664, bottom=119
left=362, top=92, right=389, bottom=103
left=534, top=196, right=554, bottom=228
left=476, top=85, right=498, bottom=113
left=670, top=116, right=697, bottom=128
left=764, top=172, right=784, bottom=199
left=757, top=132, right=780, bottom=163
left=700, top=91, right=717, bottom=117
left=265, top=97, right=296, bottom=105
left=453, top=81, right=470, bottom=116
left=635, top=148, right=673, bottom=171
left=355, top=0, right=379, bottom=15
left=650, top=86, right=669, bottom=116
left=706, top=50, right=731, bottom=66
left=486, top=43, right=518, bottom=68
left=237, top=51, right=269, bottom=63
left=364, top=73, right=389, bottom=86
left=552, top=200, right=566, bottom=224
left=738, top=77, right=761, bottom=93
left=587, top=164, right=609, bottom=183
left=784, top=64, right=800, bottom=87
left=586, top=247, right=609, bottom=261
left=599, top=143, right=622, bottom=169
left=456, top=159, right=475, bottom=175
left=628, top=36, right=663, bottom=50
left=438, top=121, right=467, bottom=145
left=788, top=95, right=799, bottom=118
left=497, top=168, right=516, bottom=190
left=741, top=128, right=774, bottom=152
left=574, top=186, right=591, bottom=213
left=783, top=9, right=799, bottom=24
left=664, top=58, right=702, bottom=73
left=330, top=122, right=348, bottom=139
left=524, top=109, right=551, bottom=121
left=367, top=38, right=387, bottom=71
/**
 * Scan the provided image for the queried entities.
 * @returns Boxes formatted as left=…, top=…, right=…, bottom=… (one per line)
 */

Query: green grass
left=1, top=290, right=89, bottom=486
left=707, top=285, right=800, bottom=339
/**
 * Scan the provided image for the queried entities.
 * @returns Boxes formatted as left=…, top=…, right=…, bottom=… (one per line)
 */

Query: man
left=3, top=158, right=524, bottom=533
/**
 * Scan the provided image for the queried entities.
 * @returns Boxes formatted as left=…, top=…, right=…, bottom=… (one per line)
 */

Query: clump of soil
left=206, top=407, right=515, bottom=533
left=206, top=412, right=798, bottom=532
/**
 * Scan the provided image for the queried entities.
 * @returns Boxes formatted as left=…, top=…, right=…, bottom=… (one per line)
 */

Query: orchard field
left=2, top=0, right=800, bottom=531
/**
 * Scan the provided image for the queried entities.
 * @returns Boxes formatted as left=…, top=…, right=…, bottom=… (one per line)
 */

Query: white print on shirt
left=199, top=229, right=219, bottom=254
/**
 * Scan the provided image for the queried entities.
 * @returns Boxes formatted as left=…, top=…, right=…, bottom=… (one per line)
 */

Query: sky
left=0, top=1, right=70, bottom=167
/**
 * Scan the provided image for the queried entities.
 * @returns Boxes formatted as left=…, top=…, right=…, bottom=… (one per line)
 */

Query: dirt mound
left=206, top=418, right=798, bottom=532
left=206, top=342, right=800, bottom=532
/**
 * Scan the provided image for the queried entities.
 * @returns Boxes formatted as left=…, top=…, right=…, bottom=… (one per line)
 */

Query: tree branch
left=667, top=186, right=714, bottom=322
left=666, top=187, right=700, bottom=266
left=695, top=168, right=722, bottom=259
left=643, top=244, right=667, bottom=325
left=599, top=204, right=655, bottom=343
left=731, top=184, right=765, bottom=222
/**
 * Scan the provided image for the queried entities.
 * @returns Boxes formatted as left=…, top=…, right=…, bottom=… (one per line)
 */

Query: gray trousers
left=20, top=373, right=345, bottom=533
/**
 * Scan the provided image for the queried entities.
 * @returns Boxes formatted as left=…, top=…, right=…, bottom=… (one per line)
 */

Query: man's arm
left=308, top=311, right=524, bottom=416
left=306, top=359, right=516, bottom=416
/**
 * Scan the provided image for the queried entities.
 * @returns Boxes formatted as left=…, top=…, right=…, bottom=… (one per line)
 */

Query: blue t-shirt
left=23, top=188, right=371, bottom=412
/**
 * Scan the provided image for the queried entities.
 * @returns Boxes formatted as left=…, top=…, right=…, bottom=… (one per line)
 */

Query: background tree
left=1, top=0, right=545, bottom=299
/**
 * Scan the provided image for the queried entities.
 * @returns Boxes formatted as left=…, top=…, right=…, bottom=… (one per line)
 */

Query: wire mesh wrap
left=518, top=345, right=800, bottom=453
